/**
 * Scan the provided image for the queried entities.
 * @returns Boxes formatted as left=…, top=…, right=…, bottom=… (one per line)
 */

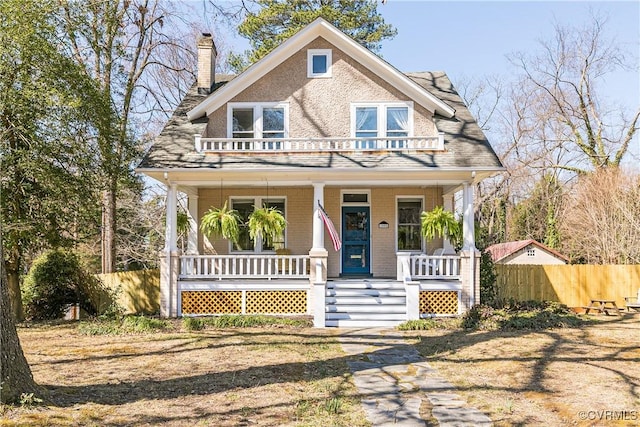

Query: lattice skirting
left=181, top=290, right=307, bottom=315
left=420, top=291, right=458, bottom=315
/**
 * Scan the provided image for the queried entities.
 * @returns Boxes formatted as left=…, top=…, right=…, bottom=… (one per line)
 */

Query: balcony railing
left=194, top=134, right=445, bottom=153
left=179, top=254, right=310, bottom=280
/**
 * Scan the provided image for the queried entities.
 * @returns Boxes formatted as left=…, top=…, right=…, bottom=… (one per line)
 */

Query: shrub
left=22, top=249, right=99, bottom=320
left=462, top=300, right=586, bottom=331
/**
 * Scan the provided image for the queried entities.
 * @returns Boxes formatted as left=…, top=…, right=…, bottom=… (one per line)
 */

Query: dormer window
left=307, top=49, right=332, bottom=78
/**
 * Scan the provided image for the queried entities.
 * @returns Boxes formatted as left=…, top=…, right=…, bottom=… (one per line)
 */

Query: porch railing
left=179, top=254, right=310, bottom=280
left=195, top=134, right=445, bottom=153
left=408, top=254, right=461, bottom=279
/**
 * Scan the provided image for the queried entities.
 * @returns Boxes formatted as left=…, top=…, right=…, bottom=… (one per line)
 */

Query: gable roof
left=186, top=17, right=455, bottom=121
left=486, top=240, right=569, bottom=263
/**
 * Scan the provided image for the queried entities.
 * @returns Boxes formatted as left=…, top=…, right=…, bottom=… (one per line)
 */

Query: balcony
left=194, top=134, right=445, bottom=153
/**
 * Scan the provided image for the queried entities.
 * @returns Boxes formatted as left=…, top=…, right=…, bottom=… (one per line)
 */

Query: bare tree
left=509, top=13, right=639, bottom=175
left=61, top=0, right=197, bottom=273
left=560, top=168, right=640, bottom=264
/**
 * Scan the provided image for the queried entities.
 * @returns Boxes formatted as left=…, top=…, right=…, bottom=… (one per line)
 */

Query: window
left=352, top=103, right=412, bottom=149
left=228, top=103, right=288, bottom=148
left=230, top=197, right=286, bottom=252
left=397, top=198, right=423, bottom=251
left=307, top=49, right=332, bottom=78
left=527, top=248, right=536, bottom=257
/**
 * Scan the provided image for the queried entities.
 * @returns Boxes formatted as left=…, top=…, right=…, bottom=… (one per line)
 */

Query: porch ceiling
left=141, top=167, right=497, bottom=189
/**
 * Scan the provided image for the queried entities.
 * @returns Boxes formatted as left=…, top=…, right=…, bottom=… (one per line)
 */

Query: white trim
left=307, top=49, right=332, bottom=78
left=227, top=102, right=289, bottom=139
left=395, top=195, right=425, bottom=253
left=340, top=189, right=371, bottom=205
left=187, top=18, right=455, bottom=121
left=229, top=195, right=288, bottom=253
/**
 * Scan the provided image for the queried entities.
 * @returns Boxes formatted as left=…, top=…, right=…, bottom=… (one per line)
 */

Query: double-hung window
left=352, top=102, right=412, bottom=149
left=230, top=197, right=286, bottom=252
left=397, top=198, right=423, bottom=251
left=228, top=103, right=288, bottom=149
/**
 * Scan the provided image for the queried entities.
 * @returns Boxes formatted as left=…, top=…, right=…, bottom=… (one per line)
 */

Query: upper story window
left=307, top=49, right=332, bottom=78
left=351, top=102, right=413, bottom=149
left=228, top=102, right=288, bottom=148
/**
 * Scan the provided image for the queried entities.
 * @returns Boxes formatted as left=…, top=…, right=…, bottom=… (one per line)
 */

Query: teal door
left=342, top=207, right=370, bottom=275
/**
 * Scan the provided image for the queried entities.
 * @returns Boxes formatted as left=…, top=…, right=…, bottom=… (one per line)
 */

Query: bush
left=22, top=249, right=99, bottom=320
left=462, top=301, right=586, bottom=331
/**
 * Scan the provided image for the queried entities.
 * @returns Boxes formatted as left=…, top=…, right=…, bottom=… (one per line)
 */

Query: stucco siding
left=198, top=185, right=446, bottom=277
left=205, top=37, right=437, bottom=139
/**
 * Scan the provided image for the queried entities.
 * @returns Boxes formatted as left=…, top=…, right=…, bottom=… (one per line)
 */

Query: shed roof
left=486, top=240, right=569, bottom=263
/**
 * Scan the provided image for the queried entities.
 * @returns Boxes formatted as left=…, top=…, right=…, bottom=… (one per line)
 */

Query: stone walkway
left=338, top=328, right=493, bottom=426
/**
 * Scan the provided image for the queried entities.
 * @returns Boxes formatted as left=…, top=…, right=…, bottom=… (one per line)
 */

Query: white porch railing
left=195, top=134, right=445, bottom=153
left=179, top=254, right=310, bottom=280
left=408, top=254, right=461, bottom=279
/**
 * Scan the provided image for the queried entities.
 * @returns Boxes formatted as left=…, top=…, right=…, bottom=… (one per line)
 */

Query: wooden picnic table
left=582, top=299, right=621, bottom=316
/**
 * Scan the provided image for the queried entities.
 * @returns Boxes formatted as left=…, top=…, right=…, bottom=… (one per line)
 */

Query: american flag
left=318, top=203, right=342, bottom=251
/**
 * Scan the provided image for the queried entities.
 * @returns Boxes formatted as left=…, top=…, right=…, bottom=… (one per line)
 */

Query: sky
left=193, top=0, right=640, bottom=156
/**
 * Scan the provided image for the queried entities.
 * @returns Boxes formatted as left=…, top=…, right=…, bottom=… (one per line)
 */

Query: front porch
left=163, top=252, right=478, bottom=327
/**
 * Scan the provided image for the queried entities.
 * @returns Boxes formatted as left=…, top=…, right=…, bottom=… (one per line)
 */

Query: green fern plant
left=421, top=206, right=462, bottom=247
left=200, top=201, right=241, bottom=243
left=248, top=205, right=287, bottom=247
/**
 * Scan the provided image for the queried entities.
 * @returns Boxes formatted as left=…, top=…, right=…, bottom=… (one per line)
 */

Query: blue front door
left=341, top=206, right=370, bottom=275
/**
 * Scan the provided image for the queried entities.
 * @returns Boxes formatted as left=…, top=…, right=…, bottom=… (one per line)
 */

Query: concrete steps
left=325, top=279, right=407, bottom=328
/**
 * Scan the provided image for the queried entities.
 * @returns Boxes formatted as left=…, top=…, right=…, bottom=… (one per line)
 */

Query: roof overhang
left=187, top=18, right=455, bottom=121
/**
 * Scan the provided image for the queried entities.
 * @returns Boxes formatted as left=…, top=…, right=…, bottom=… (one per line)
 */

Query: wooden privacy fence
left=495, top=264, right=640, bottom=309
left=95, top=269, right=160, bottom=314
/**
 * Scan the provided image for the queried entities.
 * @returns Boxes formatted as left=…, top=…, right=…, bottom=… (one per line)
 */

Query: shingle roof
left=138, top=72, right=503, bottom=172
left=486, top=240, right=569, bottom=263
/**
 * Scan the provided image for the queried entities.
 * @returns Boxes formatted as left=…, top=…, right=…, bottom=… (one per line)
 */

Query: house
left=137, top=18, right=504, bottom=327
left=486, top=240, right=568, bottom=265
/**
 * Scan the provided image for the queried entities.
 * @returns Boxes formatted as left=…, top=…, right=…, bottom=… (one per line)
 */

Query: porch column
left=186, top=194, right=199, bottom=255
left=442, top=193, right=456, bottom=254
left=461, top=182, right=479, bottom=309
left=161, top=182, right=179, bottom=317
left=462, top=182, right=476, bottom=251
left=310, top=182, right=328, bottom=327
left=312, top=182, right=325, bottom=250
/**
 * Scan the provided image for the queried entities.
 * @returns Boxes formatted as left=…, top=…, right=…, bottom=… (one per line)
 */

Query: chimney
left=197, top=33, right=216, bottom=94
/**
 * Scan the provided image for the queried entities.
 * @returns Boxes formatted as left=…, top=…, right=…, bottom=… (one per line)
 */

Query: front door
left=342, top=206, right=370, bottom=275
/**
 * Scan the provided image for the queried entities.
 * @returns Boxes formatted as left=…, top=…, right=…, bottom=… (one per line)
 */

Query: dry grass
left=409, top=315, right=640, bottom=426
left=2, top=315, right=639, bottom=426
left=2, top=321, right=368, bottom=426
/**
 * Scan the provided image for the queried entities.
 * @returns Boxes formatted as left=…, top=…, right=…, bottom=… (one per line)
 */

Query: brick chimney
left=197, top=33, right=216, bottom=94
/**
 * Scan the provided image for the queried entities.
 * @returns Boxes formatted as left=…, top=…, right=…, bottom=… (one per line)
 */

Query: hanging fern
left=421, top=206, right=462, bottom=247
left=248, top=205, right=287, bottom=246
left=200, top=201, right=241, bottom=243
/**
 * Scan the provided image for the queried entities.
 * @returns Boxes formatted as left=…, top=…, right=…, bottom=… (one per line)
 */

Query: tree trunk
left=101, top=187, right=117, bottom=273
left=0, top=231, right=42, bottom=403
left=6, top=247, right=24, bottom=321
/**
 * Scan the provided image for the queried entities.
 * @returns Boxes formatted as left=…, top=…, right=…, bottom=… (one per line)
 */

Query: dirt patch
left=410, top=315, right=640, bottom=426
left=2, top=321, right=368, bottom=426
left=3, top=315, right=639, bottom=426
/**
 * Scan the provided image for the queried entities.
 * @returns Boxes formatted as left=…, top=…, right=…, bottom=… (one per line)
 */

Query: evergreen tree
left=230, top=0, right=397, bottom=71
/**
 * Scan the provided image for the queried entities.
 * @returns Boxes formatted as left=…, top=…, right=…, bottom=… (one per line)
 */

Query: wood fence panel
left=95, top=269, right=160, bottom=314
left=495, top=264, right=640, bottom=308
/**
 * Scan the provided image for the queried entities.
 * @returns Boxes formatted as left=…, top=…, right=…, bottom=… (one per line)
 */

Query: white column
left=462, top=182, right=476, bottom=251
left=442, top=193, right=456, bottom=254
left=186, top=194, right=199, bottom=254
left=312, top=182, right=325, bottom=250
left=165, top=182, right=178, bottom=252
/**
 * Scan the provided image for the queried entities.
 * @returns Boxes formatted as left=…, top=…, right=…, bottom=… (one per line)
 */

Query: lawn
left=2, top=315, right=639, bottom=426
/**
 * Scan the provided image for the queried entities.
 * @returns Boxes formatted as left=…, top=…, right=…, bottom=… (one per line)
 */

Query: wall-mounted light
left=378, top=221, right=389, bottom=229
